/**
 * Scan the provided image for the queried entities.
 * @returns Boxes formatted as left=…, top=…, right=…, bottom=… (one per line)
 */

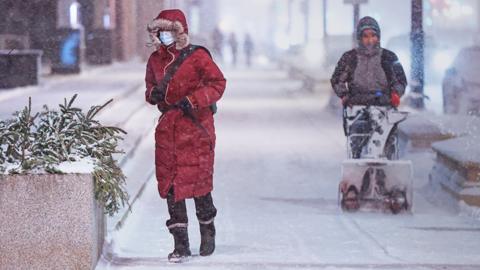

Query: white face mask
left=159, top=31, right=175, bottom=46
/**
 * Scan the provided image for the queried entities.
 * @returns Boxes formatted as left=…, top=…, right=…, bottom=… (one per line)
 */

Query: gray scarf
left=357, top=43, right=381, bottom=57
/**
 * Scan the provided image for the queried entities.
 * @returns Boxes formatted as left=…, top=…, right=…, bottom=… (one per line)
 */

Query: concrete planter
left=0, top=49, right=42, bottom=89
left=430, top=137, right=480, bottom=207
left=398, top=115, right=454, bottom=156
left=0, top=173, right=105, bottom=270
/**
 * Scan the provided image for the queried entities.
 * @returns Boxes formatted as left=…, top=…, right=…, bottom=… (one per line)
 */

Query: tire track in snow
left=348, top=217, right=407, bottom=263
left=335, top=214, right=400, bottom=264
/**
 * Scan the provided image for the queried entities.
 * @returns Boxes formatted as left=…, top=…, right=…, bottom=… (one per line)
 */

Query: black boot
left=199, top=221, right=216, bottom=256
left=168, top=226, right=192, bottom=263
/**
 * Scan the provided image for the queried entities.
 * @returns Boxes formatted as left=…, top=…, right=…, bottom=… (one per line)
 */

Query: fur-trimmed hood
left=147, top=9, right=189, bottom=50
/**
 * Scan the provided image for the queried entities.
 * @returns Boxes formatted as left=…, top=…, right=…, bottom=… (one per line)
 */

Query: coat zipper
left=157, top=45, right=177, bottom=126
left=164, top=45, right=176, bottom=106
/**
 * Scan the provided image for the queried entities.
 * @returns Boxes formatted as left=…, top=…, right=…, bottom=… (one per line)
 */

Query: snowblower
left=338, top=105, right=413, bottom=214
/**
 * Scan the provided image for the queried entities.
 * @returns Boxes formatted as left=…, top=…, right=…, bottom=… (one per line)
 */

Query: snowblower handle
left=342, top=108, right=348, bottom=136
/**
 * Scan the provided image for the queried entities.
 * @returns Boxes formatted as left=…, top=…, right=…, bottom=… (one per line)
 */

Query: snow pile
left=0, top=160, right=97, bottom=175
left=398, top=113, right=452, bottom=138
left=459, top=200, right=480, bottom=221
left=55, top=158, right=96, bottom=174
left=433, top=114, right=480, bottom=138
left=432, top=136, right=480, bottom=166
left=400, top=113, right=480, bottom=138
left=400, top=112, right=480, bottom=165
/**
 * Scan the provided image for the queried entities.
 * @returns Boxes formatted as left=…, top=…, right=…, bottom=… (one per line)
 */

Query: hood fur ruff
left=147, top=18, right=189, bottom=50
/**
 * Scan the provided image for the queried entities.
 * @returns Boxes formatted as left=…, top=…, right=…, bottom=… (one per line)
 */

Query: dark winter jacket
left=146, top=9, right=226, bottom=202
left=331, top=17, right=407, bottom=106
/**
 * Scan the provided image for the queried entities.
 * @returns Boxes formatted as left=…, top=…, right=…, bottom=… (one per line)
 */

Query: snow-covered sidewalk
left=92, top=65, right=480, bottom=270
left=0, top=61, right=146, bottom=119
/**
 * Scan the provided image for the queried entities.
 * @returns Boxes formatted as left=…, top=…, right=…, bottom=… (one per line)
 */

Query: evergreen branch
left=0, top=95, right=129, bottom=215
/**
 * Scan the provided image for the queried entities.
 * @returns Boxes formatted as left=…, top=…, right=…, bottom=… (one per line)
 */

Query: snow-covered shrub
left=0, top=95, right=129, bottom=216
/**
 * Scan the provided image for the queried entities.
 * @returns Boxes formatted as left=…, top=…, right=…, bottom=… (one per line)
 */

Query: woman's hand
left=177, top=97, right=193, bottom=113
left=150, top=86, right=166, bottom=104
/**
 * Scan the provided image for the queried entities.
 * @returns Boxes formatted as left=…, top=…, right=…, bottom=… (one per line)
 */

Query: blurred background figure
left=244, top=33, right=254, bottom=67
left=211, top=26, right=224, bottom=62
left=228, top=32, right=238, bottom=67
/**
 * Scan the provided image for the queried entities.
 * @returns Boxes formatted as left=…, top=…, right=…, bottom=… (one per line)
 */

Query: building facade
left=0, top=0, right=221, bottom=66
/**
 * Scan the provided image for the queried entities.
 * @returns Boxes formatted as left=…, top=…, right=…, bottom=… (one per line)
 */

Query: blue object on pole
left=375, top=90, right=383, bottom=97
left=61, top=32, right=80, bottom=66
left=51, top=28, right=81, bottom=74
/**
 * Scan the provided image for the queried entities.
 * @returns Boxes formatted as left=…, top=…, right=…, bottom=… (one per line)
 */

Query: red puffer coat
left=145, top=9, right=226, bottom=202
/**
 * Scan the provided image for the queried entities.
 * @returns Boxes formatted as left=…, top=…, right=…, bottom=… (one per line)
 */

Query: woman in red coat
left=145, top=9, right=226, bottom=262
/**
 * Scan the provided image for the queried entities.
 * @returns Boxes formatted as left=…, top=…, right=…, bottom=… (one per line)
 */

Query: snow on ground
left=96, top=64, right=480, bottom=270
left=423, top=83, right=444, bottom=115
left=0, top=61, right=145, bottom=120
left=1, top=60, right=478, bottom=269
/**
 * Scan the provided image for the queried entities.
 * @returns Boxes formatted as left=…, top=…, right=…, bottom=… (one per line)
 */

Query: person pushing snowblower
left=331, top=16, right=412, bottom=214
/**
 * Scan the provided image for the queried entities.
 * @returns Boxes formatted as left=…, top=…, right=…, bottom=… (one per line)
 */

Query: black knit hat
left=357, top=16, right=381, bottom=40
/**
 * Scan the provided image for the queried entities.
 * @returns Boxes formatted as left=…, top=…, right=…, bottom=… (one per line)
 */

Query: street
left=2, top=1, right=480, bottom=269
left=89, top=63, right=480, bottom=270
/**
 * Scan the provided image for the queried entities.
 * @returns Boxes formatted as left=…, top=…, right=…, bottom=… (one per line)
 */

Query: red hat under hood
left=147, top=9, right=189, bottom=50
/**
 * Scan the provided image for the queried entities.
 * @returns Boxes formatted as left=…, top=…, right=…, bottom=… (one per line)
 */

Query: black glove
left=150, top=86, right=166, bottom=104
left=177, top=97, right=193, bottom=113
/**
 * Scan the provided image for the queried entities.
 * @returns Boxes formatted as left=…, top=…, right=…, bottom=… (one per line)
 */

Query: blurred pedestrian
left=244, top=33, right=254, bottom=67
left=212, top=27, right=224, bottom=62
left=145, top=9, right=227, bottom=263
left=228, top=33, right=238, bottom=67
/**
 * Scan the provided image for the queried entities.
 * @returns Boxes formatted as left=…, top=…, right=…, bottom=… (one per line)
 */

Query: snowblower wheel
left=341, top=186, right=360, bottom=212
left=390, top=188, right=408, bottom=214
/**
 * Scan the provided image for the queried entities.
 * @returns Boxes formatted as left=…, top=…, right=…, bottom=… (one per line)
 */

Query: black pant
left=166, top=189, right=217, bottom=229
